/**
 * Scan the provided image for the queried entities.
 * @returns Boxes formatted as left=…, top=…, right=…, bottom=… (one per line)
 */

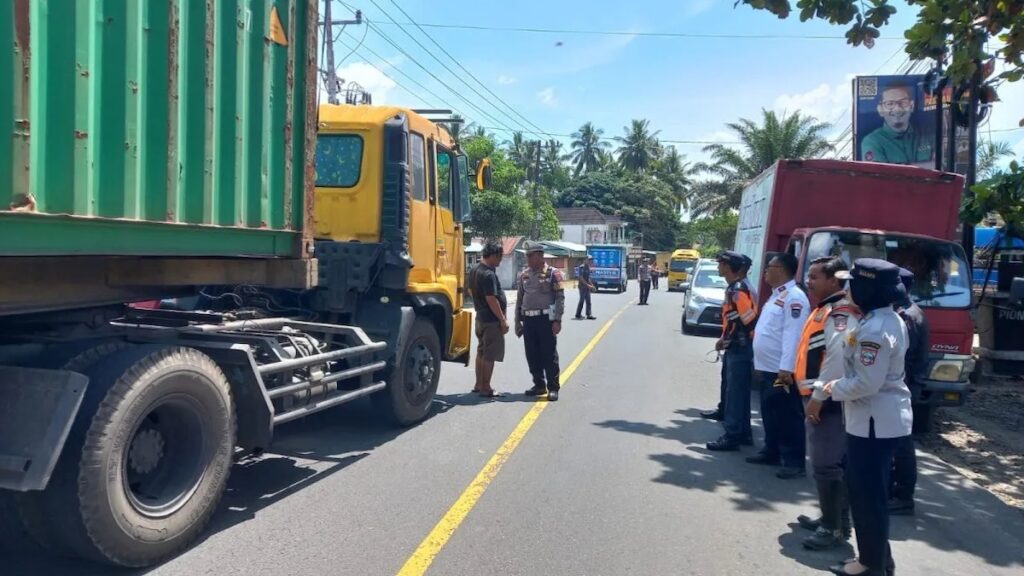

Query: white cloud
left=685, top=0, right=720, bottom=18
left=537, top=87, right=557, bottom=107
left=497, top=75, right=517, bottom=86
left=315, top=61, right=399, bottom=105
left=773, top=75, right=856, bottom=125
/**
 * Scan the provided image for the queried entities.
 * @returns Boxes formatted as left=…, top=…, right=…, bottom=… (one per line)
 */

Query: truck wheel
left=23, top=346, right=236, bottom=567
left=377, top=318, right=441, bottom=426
left=14, top=341, right=138, bottom=555
left=912, top=404, right=934, bottom=435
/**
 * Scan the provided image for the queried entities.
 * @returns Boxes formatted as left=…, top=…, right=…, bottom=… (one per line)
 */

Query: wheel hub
left=128, top=428, right=165, bottom=475
left=407, top=345, right=435, bottom=395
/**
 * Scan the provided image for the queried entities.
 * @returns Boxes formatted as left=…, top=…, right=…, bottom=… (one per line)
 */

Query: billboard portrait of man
left=854, top=76, right=935, bottom=168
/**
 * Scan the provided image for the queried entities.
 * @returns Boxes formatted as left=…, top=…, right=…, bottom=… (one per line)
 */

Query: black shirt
left=471, top=263, right=506, bottom=323
left=897, top=301, right=930, bottom=388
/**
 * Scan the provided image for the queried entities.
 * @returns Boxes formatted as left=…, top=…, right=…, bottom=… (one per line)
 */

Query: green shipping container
left=0, top=0, right=317, bottom=258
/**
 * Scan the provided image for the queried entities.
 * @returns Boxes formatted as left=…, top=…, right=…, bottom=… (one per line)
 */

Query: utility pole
left=320, top=1, right=362, bottom=105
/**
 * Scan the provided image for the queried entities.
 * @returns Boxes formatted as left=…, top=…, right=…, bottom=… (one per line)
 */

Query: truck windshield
left=805, top=231, right=971, bottom=309
left=670, top=259, right=696, bottom=273
left=315, top=134, right=363, bottom=187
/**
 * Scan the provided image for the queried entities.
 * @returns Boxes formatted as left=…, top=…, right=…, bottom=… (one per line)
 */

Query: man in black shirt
left=468, top=241, right=509, bottom=397
left=890, top=268, right=930, bottom=514
left=575, top=255, right=597, bottom=320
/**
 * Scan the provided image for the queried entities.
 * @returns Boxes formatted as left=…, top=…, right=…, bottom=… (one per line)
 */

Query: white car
left=681, top=260, right=728, bottom=334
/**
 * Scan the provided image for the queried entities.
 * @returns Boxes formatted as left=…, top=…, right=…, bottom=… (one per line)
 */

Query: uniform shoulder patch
left=832, top=314, right=848, bottom=332
left=789, top=302, right=804, bottom=318
left=859, top=341, right=881, bottom=366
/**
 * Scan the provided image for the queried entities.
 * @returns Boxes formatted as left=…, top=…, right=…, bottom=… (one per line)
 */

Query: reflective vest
left=721, top=277, right=758, bottom=344
left=795, top=293, right=858, bottom=396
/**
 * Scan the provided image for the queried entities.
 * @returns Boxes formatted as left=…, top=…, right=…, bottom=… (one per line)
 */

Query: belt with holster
left=522, top=309, right=547, bottom=318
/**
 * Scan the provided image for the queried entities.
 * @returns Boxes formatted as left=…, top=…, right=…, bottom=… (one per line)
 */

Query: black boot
left=804, top=479, right=844, bottom=550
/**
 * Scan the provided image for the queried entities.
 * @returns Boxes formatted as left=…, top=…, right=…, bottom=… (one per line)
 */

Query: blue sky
left=330, top=0, right=1024, bottom=163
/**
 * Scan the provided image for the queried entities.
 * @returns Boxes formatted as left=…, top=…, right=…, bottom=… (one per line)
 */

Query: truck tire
left=13, top=341, right=137, bottom=555
left=912, top=404, right=934, bottom=435
left=377, top=318, right=441, bottom=426
left=21, top=346, right=236, bottom=567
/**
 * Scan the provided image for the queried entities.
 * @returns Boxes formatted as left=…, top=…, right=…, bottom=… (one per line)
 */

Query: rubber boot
left=803, top=479, right=844, bottom=550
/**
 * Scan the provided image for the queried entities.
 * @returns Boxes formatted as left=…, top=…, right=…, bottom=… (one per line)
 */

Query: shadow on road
left=594, top=406, right=1024, bottom=572
left=3, top=398, right=452, bottom=576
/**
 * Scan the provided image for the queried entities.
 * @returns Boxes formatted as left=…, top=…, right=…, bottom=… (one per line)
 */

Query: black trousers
left=723, top=344, right=753, bottom=442
left=652, top=275, right=659, bottom=289
left=575, top=289, right=592, bottom=318
left=523, top=316, right=560, bottom=391
left=758, top=372, right=806, bottom=467
left=847, top=431, right=901, bottom=571
left=890, top=435, right=917, bottom=501
left=639, top=280, right=651, bottom=303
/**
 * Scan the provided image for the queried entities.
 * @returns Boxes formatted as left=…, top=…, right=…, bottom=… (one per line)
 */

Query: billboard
left=588, top=247, right=622, bottom=269
left=852, top=75, right=970, bottom=174
left=853, top=75, right=936, bottom=169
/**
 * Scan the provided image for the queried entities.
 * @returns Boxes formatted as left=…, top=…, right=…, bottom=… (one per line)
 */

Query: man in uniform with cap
left=706, top=250, right=759, bottom=451
left=516, top=241, right=566, bottom=402
left=809, top=258, right=911, bottom=576
left=574, top=255, right=597, bottom=320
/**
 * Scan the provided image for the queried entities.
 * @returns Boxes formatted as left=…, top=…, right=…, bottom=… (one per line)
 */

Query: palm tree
left=615, top=119, right=661, bottom=173
left=543, top=139, right=566, bottom=172
left=978, top=141, right=1015, bottom=180
left=443, top=114, right=465, bottom=148
left=569, top=122, right=610, bottom=176
left=655, top=145, right=698, bottom=211
left=690, top=109, right=832, bottom=216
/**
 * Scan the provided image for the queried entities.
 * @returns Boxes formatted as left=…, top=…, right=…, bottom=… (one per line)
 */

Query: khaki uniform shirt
left=516, top=265, right=565, bottom=323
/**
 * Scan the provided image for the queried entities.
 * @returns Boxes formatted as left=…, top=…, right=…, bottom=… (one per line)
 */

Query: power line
left=381, top=0, right=549, bottom=138
left=336, top=2, right=524, bottom=136
left=372, top=21, right=904, bottom=41
left=335, top=36, right=444, bottom=109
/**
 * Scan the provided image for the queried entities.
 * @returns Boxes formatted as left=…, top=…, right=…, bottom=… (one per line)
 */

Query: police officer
left=574, top=255, right=597, bottom=320
left=706, top=250, right=759, bottom=451
left=810, top=258, right=911, bottom=576
left=749, top=253, right=810, bottom=479
left=889, top=267, right=930, bottom=516
left=797, top=257, right=860, bottom=550
left=516, top=242, right=566, bottom=402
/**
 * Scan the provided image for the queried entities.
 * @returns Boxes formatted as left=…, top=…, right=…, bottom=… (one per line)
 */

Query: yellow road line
left=395, top=301, right=633, bottom=576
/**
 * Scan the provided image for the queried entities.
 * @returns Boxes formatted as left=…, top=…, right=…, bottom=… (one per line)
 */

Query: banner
left=852, top=75, right=936, bottom=169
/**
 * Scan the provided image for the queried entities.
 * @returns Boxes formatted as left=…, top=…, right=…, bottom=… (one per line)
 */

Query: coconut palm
left=570, top=122, right=611, bottom=176
left=505, top=131, right=528, bottom=169
left=978, top=141, right=1015, bottom=180
left=655, top=145, right=698, bottom=211
left=615, top=119, right=661, bottom=173
left=690, top=109, right=832, bottom=216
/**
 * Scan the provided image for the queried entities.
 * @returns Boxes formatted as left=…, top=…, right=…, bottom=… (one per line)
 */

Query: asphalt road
left=6, top=284, right=1024, bottom=576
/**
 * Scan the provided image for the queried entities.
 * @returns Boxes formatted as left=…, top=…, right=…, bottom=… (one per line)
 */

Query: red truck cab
left=736, top=160, right=974, bottom=431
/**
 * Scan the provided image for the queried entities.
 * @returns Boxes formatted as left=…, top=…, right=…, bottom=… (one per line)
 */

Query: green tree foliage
left=680, top=213, right=741, bottom=255
left=569, top=122, right=612, bottom=176
left=616, top=119, right=662, bottom=173
left=738, top=1, right=1024, bottom=108
left=690, top=110, right=832, bottom=216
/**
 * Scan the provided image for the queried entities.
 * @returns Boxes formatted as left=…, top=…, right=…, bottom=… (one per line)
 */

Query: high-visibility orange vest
left=795, top=294, right=858, bottom=395
left=722, top=278, right=758, bottom=341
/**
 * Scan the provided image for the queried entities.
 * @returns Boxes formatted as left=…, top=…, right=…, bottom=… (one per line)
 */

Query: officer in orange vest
left=795, top=256, right=861, bottom=550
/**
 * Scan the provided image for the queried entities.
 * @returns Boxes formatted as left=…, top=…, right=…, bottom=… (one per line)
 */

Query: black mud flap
left=0, top=366, right=88, bottom=491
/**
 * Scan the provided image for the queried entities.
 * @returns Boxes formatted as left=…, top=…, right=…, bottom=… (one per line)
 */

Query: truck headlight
left=928, top=360, right=964, bottom=382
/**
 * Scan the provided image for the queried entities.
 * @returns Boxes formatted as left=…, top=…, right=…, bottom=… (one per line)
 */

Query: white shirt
left=830, top=307, right=913, bottom=438
left=753, top=279, right=810, bottom=373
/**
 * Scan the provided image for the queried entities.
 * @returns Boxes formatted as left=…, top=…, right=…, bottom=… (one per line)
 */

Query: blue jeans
left=722, top=344, right=753, bottom=442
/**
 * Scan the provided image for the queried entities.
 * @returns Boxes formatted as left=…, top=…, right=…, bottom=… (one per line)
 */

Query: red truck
left=735, top=159, right=974, bottom=432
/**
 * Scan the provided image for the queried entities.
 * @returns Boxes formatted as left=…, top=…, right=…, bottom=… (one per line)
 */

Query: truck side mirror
left=1010, top=277, right=1024, bottom=309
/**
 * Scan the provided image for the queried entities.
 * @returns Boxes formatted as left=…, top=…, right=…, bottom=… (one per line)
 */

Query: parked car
left=681, top=259, right=727, bottom=334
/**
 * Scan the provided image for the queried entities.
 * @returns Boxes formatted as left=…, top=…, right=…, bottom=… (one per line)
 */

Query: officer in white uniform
left=811, top=258, right=911, bottom=576
left=748, top=253, right=810, bottom=479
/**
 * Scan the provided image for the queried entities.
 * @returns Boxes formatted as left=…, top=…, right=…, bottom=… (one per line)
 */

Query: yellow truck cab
left=314, top=104, right=476, bottom=418
left=667, top=248, right=701, bottom=291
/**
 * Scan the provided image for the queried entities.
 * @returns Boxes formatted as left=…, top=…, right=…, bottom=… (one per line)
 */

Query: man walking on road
left=749, top=253, right=810, bottom=479
left=575, top=255, right=597, bottom=320
left=889, top=268, right=929, bottom=516
left=797, top=257, right=860, bottom=549
left=467, top=241, right=509, bottom=398
left=516, top=242, right=565, bottom=402
left=638, top=259, right=653, bottom=305
left=706, top=251, right=759, bottom=451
